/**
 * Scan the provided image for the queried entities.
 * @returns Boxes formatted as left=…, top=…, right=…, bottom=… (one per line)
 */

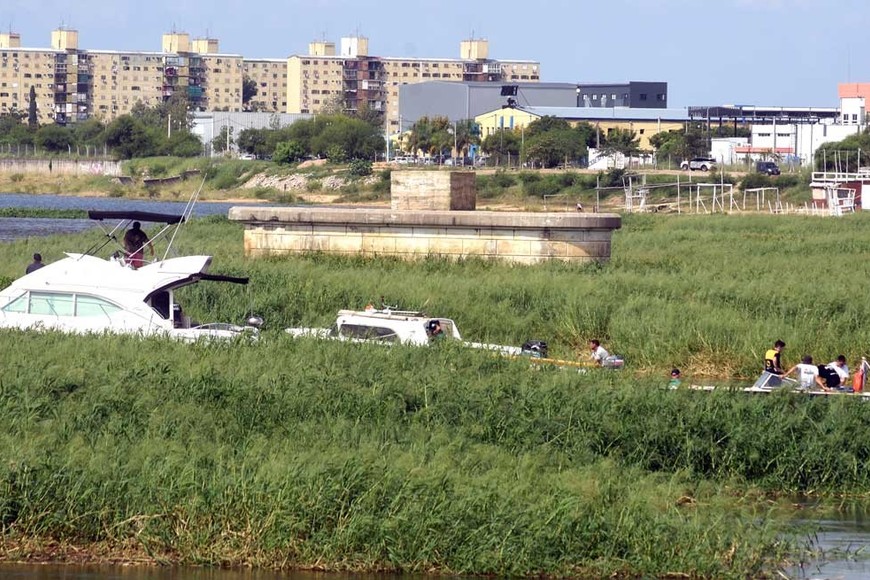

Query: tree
left=104, top=115, right=156, bottom=159
left=34, top=125, right=73, bottom=153
left=648, top=125, right=710, bottom=162
left=212, top=126, right=234, bottom=154
left=242, top=77, right=258, bottom=108
left=236, top=127, right=272, bottom=158
left=72, top=118, right=106, bottom=148
left=526, top=115, right=571, bottom=137
left=162, top=131, right=202, bottom=157
left=524, top=130, right=584, bottom=168
left=0, top=110, right=32, bottom=145
left=28, top=86, right=37, bottom=129
left=600, top=128, right=641, bottom=158
left=481, top=128, right=522, bottom=163
left=815, top=129, right=870, bottom=172
left=272, top=140, right=306, bottom=164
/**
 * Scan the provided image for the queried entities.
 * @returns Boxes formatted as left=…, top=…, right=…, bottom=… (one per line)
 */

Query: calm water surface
left=0, top=193, right=286, bottom=242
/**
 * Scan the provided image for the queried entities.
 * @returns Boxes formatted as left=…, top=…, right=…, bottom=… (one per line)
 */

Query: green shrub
left=372, top=169, right=392, bottom=194
left=740, top=173, right=772, bottom=191
left=492, top=170, right=516, bottom=188
left=10, top=173, right=24, bottom=182
left=306, top=179, right=322, bottom=192
left=348, top=158, right=373, bottom=177
left=602, top=168, right=626, bottom=187
left=326, top=144, right=347, bottom=163
left=517, top=171, right=541, bottom=184
left=775, top=173, right=801, bottom=188
left=523, top=176, right=563, bottom=198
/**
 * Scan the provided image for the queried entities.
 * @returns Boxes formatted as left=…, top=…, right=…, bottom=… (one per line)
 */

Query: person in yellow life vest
left=764, top=340, right=786, bottom=375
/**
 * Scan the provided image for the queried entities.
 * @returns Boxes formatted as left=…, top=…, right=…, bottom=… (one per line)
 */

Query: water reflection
left=787, top=501, right=870, bottom=579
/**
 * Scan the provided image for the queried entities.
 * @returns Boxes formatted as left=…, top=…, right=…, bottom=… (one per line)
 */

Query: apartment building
left=0, top=29, right=244, bottom=125
left=243, top=58, right=288, bottom=112
left=2, top=28, right=540, bottom=129
left=287, top=37, right=541, bottom=133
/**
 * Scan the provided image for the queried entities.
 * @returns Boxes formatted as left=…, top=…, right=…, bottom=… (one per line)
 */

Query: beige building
left=287, top=37, right=540, bottom=133
left=243, top=58, right=288, bottom=112
left=0, top=29, right=245, bottom=125
left=1, top=29, right=540, bottom=128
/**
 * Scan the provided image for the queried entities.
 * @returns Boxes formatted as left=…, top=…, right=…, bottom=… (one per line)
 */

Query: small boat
left=742, top=368, right=870, bottom=398
left=285, top=305, right=625, bottom=369
left=0, top=210, right=262, bottom=341
left=285, top=306, right=522, bottom=355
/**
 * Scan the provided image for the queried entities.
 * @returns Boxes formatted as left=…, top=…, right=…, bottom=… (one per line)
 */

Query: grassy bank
left=0, top=157, right=812, bottom=210
left=3, top=211, right=870, bottom=576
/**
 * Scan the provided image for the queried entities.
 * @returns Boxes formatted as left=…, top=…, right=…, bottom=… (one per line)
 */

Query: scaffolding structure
left=743, top=187, right=782, bottom=213
left=689, top=183, right=738, bottom=213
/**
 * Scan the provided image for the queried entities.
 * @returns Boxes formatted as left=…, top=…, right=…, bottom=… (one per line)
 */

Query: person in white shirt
left=784, top=355, right=829, bottom=391
left=589, top=339, right=610, bottom=366
left=821, top=355, right=850, bottom=389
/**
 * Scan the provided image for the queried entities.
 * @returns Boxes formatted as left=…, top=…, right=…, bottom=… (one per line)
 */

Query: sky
left=2, top=0, right=868, bottom=107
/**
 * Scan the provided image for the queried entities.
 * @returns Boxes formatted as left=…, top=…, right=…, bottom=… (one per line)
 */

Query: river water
left=2, top=193, right=870, bottom=579
left=0, top=193, right=284, bottom=242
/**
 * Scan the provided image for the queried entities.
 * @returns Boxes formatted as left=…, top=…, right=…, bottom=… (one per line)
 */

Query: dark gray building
left=576, top=82, right=667, bottom=108
left=398, top=80, right=668, bottom=126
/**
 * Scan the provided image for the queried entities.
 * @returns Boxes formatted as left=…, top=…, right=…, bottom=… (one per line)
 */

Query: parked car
left=680, top=157, right=716, bottom=171
left=755, top=161, right=781, bottom=176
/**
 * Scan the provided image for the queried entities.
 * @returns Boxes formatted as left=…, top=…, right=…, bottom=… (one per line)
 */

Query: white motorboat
left=286, top=307, right=522, bottom=356
left=0, top=210, right=261, bottom=341
left=285, top=306, right=625, bottom=370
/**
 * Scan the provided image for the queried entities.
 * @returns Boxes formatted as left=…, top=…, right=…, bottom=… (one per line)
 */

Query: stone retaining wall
left=0, top=158, right=122, bottom=176
left=228, top=207, right=621, bottom=264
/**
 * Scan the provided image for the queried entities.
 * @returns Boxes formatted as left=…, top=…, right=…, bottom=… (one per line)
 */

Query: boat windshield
left=338, top=323, right=399, bottom=342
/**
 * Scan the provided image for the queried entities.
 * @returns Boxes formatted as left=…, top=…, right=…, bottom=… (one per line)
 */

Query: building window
left=640, top=94, right=648, bottom=101
left=657, top=93, right=665, bottom=101
left=611, top=93, right=616, bottom=100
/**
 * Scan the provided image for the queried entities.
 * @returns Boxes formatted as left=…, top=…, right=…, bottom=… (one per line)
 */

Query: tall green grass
left=4, top=210, right=870, bottom=575
left=0, top=334, right=801, bottom=576
left=4, top=213, right=870, bottom=377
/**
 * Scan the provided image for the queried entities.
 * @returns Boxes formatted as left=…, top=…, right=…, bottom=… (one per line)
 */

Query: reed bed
left=3, top=211, right=870, bottom=576
left=0, top=334, right=801, bottom=576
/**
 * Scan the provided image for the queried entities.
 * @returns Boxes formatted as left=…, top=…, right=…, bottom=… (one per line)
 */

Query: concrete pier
left=228, top=207, right=621, bottom=264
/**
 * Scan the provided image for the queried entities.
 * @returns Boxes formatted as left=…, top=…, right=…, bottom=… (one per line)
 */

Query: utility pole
left=167, top=113, right=172, bottom=139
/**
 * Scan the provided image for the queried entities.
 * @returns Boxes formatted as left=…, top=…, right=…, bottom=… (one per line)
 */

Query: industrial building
left=398, top=80, right=669, bottom=129
left=474, top=105, right=689, bottom=150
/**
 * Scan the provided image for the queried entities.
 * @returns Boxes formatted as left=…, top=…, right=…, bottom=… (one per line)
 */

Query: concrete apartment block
left=391, top=171, right=476, bottom=211
left=228, top=207, right=621, bottom=265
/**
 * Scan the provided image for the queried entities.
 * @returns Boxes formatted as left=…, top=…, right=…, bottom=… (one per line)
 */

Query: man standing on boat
left=124, top=221, right=154, bottom=269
